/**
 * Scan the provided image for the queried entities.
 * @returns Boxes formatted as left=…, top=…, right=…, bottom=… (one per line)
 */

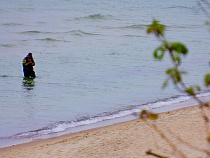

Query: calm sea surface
left=0, top=0, right=209, bottom=147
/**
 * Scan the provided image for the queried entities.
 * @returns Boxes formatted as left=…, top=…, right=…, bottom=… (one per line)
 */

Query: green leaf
left=171, top=42, right=188, bottom=55
left=140, top=110, right=159, bottom=120
left=148, top=113, right=159, bottom=120
left=204, top=74, right=210, bottom=87
left=176, top=73, right=182, bottom=83
left=195, top=85, right=201, bottom=91
left=153, top=46, right=165, bottom=60
left=185, top=87, right=195, bottom=96
left=166, top=68, right=182, bottom=84
left=140, top=110, right=148, bottom=119
left=172, top=54, right=181, bottom=65
left=147, top=20, right=166, bottom=36
left=166, top=68, right=175, bottom=75
left=146, top=27, right=153, bottom=34
left=162, top=77, right=170, bottom=89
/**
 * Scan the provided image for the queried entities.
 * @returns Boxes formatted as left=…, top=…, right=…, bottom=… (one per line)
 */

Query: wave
left=168, top=24, right=203, bottom=29
left=7, top=91, right=210, bottom=140
left=20, top=30, right=99, bottom=36
left=37, top=38, right=59, bottom=41
left=68, top=30, right=99, bottom=36
left=20, top=31, right=56, bottom=34
left=21, top=31, right=44, bottom=34
left=2, top=23, right=22, bottom=26
left=86, top=14, right=110, bottom=20
left=73, top=14, right=112, bottom=21
left=121, top=24, right=147, bottom=29
left=166, top=6, right=192, bottom=9
left=0, top=44, right=15, bottom=48
left=36, top=38, right=71, bottom=42
left=122, top=35, right=143, bottom=38
left=0, top=75, right=10, bottom=77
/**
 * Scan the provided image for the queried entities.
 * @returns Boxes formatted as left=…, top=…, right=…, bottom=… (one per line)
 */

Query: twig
left=145, top=120, right=187, bottom=158
left=146, top=150, right=169, bottom=158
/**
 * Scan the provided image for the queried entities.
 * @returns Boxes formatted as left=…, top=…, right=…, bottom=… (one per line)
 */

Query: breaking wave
left=7, top=91, right=210, bottom=141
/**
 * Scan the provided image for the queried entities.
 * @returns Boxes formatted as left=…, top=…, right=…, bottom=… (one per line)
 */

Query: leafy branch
left=147, top=20, right=210, bottom=100
left=140, top=19, right=210, bottom=157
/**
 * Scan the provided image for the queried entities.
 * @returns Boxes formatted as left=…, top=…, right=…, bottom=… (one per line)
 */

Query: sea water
left=0, top=0, right=209, bottom=147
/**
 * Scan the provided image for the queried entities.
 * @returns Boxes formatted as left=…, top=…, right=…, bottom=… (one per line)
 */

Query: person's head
left=27, top=53, right=32, bottom=58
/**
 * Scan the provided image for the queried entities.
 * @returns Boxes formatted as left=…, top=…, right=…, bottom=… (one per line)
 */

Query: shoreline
left=1, top=101, right=210, bottom=157
left=1, top=92, right=209, bottom=149
left=0, top=119, right=137, bottom=154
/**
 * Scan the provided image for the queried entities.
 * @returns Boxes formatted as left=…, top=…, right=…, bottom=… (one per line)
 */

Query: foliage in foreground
left=141, top=19, right=210, bottom=158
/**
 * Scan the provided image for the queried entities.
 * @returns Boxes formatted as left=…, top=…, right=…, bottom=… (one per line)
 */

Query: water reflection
left=22, top=77, right=35, bottom=90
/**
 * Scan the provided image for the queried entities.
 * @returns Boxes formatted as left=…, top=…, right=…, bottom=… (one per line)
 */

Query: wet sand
left=0, top=102, right=210, bottom=158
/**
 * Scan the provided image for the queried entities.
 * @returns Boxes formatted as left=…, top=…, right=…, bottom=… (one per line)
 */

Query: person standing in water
left=22, top=53, right=36, bottom=78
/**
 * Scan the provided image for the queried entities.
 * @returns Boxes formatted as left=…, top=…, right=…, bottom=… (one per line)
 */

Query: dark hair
left=28, top=53, right=32, bottom=56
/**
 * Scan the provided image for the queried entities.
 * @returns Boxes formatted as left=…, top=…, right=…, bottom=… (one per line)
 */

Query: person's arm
left=23, top=58, right=29, bottom=66
left=31, top=58, right=35, bottom=66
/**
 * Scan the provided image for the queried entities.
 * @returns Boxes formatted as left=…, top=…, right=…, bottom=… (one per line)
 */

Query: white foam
left=8, top=91, right=210, bottom=143
left=36, top=92, right=210, bottom=136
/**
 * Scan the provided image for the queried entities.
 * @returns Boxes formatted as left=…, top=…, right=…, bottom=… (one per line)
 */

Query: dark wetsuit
left=23, top=55, right=36, bottom=78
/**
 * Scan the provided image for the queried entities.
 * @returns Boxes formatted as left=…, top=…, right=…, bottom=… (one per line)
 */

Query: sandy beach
left=0, top=102, right=210, bottom=158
